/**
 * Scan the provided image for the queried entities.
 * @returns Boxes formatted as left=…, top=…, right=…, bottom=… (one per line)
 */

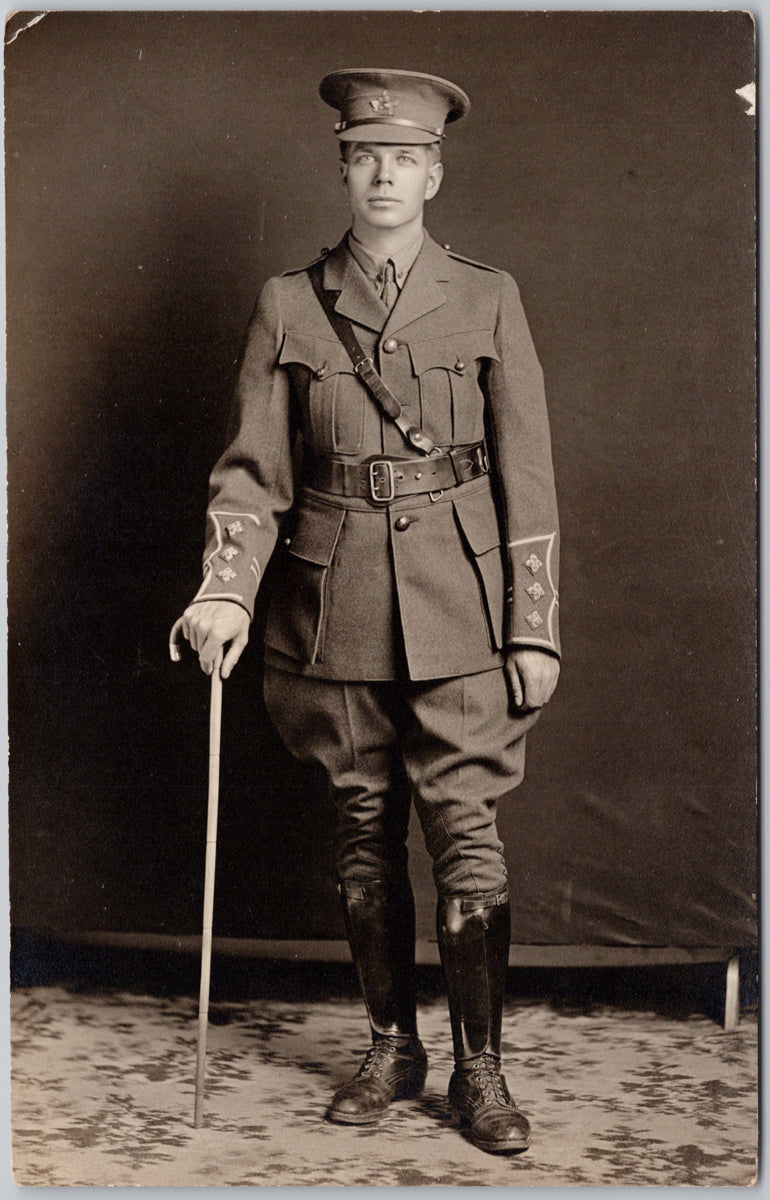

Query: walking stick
left=169, top=617, right=223, bottom=1128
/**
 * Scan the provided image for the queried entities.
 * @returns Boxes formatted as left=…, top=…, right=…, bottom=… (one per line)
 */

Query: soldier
left=177, top=69, right=560, bottom=1154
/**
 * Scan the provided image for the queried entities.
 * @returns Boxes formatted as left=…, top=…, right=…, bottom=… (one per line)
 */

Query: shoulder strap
left=308, top=261, right=438, bottom=457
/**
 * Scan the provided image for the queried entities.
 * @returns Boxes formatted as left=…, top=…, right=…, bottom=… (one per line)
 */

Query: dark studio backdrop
left=7, top=11, right=756, bottom=955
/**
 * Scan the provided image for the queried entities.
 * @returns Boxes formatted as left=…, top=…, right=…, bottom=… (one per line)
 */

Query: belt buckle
left=369, top=459, right=396, bottom=503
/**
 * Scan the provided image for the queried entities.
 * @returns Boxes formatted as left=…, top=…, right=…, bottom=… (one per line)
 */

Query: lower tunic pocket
left=265, top=498, right=345, bottom=664
left=452, top=487, right=505, bottom=651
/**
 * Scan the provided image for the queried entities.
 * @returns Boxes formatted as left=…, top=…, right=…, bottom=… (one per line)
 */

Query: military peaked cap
left=319, top=68, right=470, bottom=143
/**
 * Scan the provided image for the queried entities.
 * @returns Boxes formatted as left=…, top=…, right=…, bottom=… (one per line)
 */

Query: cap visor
left=336, top=123, right=439, bottom=144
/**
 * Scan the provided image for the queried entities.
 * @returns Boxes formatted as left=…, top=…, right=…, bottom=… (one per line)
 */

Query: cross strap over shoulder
left=308, top=260, right=440, bottom=458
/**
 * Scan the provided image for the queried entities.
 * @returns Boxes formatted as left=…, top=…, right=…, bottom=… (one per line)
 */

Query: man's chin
left=359, top=209, right=410, bottom=229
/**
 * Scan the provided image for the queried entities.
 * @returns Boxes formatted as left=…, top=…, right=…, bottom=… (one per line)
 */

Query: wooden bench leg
left=724, top=954, right=740, bottom=1031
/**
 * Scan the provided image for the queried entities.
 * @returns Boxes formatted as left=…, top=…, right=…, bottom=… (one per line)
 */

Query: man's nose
left=374, top=158, right=393, bottom=183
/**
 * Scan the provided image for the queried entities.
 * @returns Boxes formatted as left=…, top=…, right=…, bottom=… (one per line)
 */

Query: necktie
left=380, top=260, right=398, bottom=310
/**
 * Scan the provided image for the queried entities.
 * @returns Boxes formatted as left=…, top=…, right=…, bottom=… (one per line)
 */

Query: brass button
left=442, top=242, right=451, bottom=250
left=382, top=337, right=399, bottom=353
left=454, top=360, right=465, bottom=372
left=394, top=516, right=411, bottom=531
left=315, top=363, right=327, bottom=380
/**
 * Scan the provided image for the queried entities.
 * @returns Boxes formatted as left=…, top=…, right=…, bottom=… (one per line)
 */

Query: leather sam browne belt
left=304, top=441, right=489, bottom=504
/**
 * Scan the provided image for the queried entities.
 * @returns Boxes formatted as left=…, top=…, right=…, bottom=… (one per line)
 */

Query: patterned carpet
left=11, top=985, right=757, bottom=1187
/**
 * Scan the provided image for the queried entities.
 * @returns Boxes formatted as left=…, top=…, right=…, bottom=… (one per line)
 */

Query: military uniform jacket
left=192, top=231, right=560, bottom=681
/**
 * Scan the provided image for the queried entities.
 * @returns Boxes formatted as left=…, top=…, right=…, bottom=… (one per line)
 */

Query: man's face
left=340, top=143, right=443, bottom=235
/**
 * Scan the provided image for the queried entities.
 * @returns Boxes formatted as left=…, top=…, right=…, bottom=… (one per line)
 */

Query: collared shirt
left=347, top=227, right=424, bottom=300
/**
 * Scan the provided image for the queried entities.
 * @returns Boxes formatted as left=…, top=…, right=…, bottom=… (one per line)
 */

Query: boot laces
left=358, top=1036, right=409, bottom=1080
left=471, top=1054, right=508, bottom=1106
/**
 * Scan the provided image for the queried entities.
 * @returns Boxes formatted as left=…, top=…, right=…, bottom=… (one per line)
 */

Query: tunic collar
left=321, top=230, right=450, bottom=334
left=346, top=228, right=425, bottom=295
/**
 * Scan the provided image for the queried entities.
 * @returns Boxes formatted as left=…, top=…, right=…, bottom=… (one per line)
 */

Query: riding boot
left=437, top=891, right=531, bottom=1153
left=327, top=877, right=428, bottom=1124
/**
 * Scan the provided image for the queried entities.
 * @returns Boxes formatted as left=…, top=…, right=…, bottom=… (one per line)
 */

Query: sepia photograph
left=6, top=9, right=757, bottom=1187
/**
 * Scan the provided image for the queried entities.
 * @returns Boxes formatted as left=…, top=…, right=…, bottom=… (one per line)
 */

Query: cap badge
left=370, top=90, right=397, bottom=116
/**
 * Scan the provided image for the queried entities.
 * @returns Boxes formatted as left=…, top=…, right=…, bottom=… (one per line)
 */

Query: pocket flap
left=279, top=330, right=355, bottom=377
left=288, top=498, right=345, bottom=565
left=408, top=331, right=500, bottom=377
left=453, top=486, right=502, bottom=556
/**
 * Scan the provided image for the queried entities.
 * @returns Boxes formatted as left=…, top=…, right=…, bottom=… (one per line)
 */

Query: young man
left=177, top=69, right=560, bottom=1154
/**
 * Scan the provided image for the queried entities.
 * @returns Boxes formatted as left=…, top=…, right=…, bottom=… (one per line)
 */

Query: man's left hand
left=505, top=648, right=560, bottom=710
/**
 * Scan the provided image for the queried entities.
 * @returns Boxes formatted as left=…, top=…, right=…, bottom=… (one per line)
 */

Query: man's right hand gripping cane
left=179, top=600, right=251, bottom=678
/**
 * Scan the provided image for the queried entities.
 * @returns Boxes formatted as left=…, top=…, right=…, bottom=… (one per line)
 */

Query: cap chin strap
left=335, top=116, right=445, bottom=139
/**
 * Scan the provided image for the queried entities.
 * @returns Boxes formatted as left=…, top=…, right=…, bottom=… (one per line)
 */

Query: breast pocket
left=452, top=485, right=505, bottom=650
left=279, top=331, right=364, bottom=454
left=408, top=332, right=500, bottom=445
left=266, top=497, right=345, bottom=664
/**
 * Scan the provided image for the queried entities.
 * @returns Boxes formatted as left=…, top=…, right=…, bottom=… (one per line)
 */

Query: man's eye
left=398, top=155, right=416, bottom=164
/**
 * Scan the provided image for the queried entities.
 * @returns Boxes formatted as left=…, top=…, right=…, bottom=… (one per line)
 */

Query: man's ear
left=339, top=159, right=348, bottom=186
left=425, top=161, right=444, bottom=201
